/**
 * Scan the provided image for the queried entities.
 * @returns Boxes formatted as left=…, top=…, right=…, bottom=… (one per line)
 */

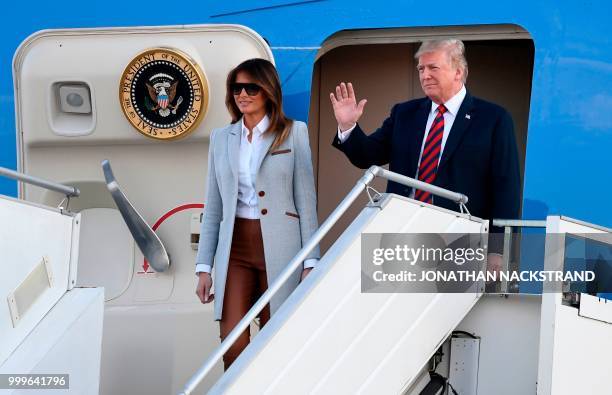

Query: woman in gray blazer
left=195, top=58, right=320, bottom=369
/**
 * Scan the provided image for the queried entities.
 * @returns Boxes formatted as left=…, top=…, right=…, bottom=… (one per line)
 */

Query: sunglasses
left=231, top=82, right=262, bottom=96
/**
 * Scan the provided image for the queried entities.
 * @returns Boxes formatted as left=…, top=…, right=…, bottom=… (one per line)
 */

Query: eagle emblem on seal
left=120, top=47, right=209, bottom=140
left=145, top=73, right=184, bottom=117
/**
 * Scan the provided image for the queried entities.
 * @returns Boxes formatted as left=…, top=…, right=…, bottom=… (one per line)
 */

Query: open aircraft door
left=13, top=25, right=273, bottom=394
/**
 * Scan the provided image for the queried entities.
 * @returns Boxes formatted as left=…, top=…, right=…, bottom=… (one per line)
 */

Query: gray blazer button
left=258, top=191, right=265, bottom=197
left=261, top=209, right=268, bottom=215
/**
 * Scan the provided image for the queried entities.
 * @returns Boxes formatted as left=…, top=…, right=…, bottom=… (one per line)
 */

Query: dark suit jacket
left=332, top=92, right=521, bottom=237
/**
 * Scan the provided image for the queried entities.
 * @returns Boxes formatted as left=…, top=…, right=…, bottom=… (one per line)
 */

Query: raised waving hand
left=329, top=82, right=367, bottom=132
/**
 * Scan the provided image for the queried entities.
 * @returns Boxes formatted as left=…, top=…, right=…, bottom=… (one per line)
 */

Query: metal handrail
left=375, top=167, right=468, bottom=206
left=492, top=219, right=546, bottom=228
left=179, top=166, right=468, bottom=395
left=0, top=166, right=80, bottom=198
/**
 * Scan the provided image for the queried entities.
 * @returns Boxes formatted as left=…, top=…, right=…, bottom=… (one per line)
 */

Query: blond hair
left=415, top=39, right=468, bottom=83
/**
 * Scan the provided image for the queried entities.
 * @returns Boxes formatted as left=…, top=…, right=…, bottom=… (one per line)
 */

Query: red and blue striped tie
left=415, top=104, right=447, bottom=203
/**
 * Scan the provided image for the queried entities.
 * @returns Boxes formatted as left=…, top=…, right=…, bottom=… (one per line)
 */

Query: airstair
left=182, top=166, right=489, bottom=394
left=0, top=169, right=104, bottom=394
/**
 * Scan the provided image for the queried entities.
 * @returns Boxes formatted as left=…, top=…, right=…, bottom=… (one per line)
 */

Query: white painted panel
left=579, top=293, right=612, bottom=324
left=76, top=208, right=134, bottom=300
left=547, top=303, right=612, bottom=394
left=456, top=294, right=541, bottom=395
left=100, top=303, right=220, bottom=395
left=537, top=216, right=612, bottom=395
left=0, top=196, right=78, bottom=366
left=448, top=337, right=480, bottom=395
left=15, top=25, right=272, bottom=147
left=0, top=288, right=104, bottom=395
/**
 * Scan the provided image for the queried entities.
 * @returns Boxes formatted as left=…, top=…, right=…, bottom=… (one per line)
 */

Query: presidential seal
left=119, top=48, right=209, bottom=140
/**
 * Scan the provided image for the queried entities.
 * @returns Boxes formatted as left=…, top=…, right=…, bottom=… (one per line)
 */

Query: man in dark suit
left=330, top=39, right=520, bottom=273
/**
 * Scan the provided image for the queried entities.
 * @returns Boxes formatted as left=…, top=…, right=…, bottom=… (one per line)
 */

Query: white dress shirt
left=236, top=115, right=269, bottom=219
left=337, top=85, right=467, bottom=198
left=197, top=115, right=317, bottom=274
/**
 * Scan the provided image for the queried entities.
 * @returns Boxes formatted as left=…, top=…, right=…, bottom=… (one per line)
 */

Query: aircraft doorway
left=308, top=25, right=534, bottom=251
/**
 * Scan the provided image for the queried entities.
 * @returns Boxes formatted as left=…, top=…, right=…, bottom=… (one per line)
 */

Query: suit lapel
left=227, top=122, right=241, bottom=180
left=438, top=92, right=474, bottom=169
left=255, top=129, right=277, bottom=174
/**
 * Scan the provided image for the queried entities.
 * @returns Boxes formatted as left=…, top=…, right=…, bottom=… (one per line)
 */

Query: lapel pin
left=465, top=114, right=471, bottom=119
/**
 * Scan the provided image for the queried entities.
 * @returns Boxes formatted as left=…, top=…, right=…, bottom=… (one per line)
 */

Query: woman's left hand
left=300, top=267, right=313, bottom=282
